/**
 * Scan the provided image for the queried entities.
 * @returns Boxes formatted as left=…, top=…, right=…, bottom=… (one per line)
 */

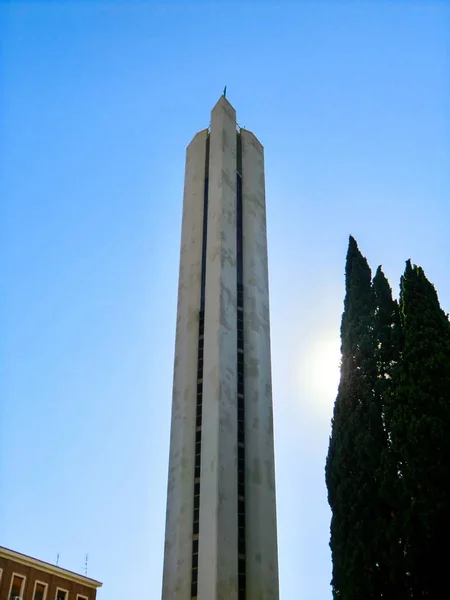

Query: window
left=236, top=135, right=242, bottom=175
left=33, top=582, right=48, bottom=600
left=76, top=596, right=88, bottom=600
left=55, top=589, right=68, bottom=600
left=238, top=570, right=246, bottom=592
left=9, top=573, right=26, bottom=599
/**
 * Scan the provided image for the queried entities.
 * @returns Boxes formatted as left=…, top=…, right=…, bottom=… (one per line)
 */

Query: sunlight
left=297, top=336, right=341, bottom=417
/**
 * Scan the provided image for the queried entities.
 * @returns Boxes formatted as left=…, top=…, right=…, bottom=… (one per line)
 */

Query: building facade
left=162, top=96, right=279, bottom=600
left=0, top=547, right=102, bottom=600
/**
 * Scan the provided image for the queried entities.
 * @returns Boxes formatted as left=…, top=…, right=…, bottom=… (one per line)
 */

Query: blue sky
left=1, top=2, right=449, bottom=599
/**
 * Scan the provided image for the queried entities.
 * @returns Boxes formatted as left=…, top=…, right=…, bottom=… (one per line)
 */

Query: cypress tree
left=388, top=261, right=450, bottom=598
left=326, top=237, right=389, bottom=599
left=373, top=266, right=402, bottom=388
left=372, top=267, right=408, bottom=598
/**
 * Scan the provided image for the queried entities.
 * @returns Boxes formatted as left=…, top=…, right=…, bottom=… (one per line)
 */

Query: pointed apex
left=348, top=234, right=357, bottom=247
left=223, top=85, right=227, bottom=98
left=347, top=235, right=359, bottom=255
left=373, top=266, right=392, bottom=295
left=211, top=94, right=236, bottom=122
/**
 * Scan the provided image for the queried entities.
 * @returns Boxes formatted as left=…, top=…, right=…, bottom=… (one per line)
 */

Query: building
left=0, top=547, right=102, bottom=600
left=162, top=96, right=279, bottom=599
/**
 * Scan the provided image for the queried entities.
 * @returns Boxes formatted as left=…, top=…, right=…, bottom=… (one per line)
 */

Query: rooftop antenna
left=84, top=554, right=88, bottom=576
left=56, top=553, right=60, bottom=566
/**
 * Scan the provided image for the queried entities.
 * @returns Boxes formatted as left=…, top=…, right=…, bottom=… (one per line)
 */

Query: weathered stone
left=162, top=98, right=279, bottom=600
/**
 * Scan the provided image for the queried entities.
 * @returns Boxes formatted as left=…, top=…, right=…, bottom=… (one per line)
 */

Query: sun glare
left=297, top=337, right=341, bottom=416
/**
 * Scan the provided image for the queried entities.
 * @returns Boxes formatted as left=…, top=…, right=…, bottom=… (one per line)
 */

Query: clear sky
left=1, top=2, right=449, bottom=599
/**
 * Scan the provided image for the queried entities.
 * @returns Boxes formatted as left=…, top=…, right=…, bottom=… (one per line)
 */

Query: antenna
left=56, top=553, right=60, bottom=566
left=84, top=554, right=88, bottom=576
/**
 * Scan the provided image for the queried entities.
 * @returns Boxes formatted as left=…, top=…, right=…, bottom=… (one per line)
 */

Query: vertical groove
left=236, top=131, right=246, bottom=598
left=191, top=133, right=210, bottom=599
left=200, top=135, right=210, bottom=312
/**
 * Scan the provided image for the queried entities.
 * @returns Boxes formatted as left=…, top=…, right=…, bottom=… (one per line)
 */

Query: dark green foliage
left=326, top=236, right=390, bottom=599
left=327, top=243, right=450, bottom=599
left=373, top=266, right=402, bottom=387
left=387, top=261, right=450, bottom=598
left=372, top=267, right=408, bottom=598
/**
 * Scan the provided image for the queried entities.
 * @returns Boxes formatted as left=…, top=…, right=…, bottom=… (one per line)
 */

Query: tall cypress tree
left=326, top=237, right=389, bottom=599
left=372, top=267, right=408, bottom=598
left=388, top=261, right=450, bottom=598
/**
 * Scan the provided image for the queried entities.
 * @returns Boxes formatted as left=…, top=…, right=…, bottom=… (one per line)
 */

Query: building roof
left=0, top=546, right=102, bottom=589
